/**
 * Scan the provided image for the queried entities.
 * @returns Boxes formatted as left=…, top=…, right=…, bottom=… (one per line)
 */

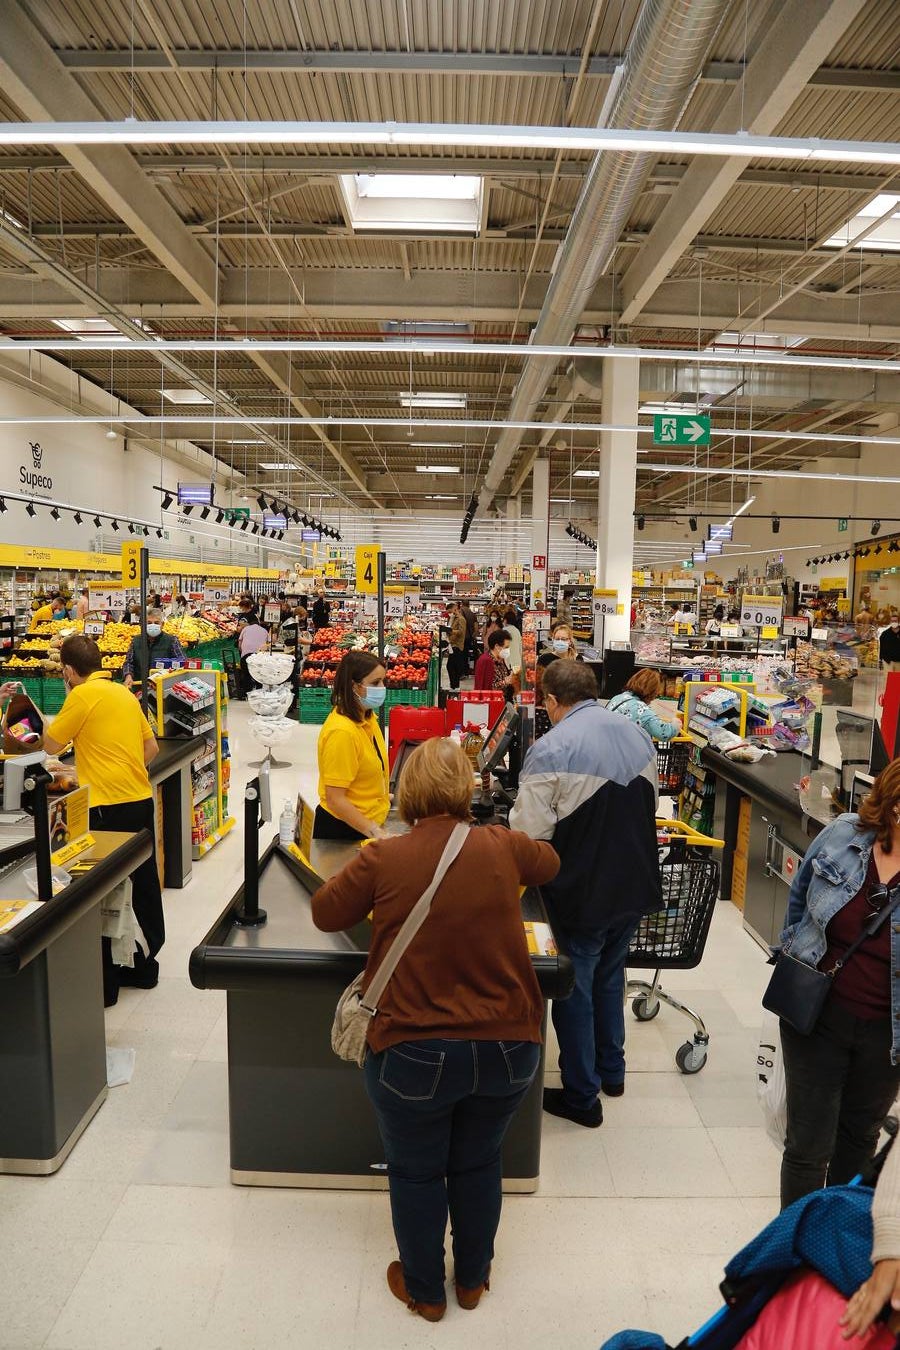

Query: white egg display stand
left=246, top=651, right=295, bottom=769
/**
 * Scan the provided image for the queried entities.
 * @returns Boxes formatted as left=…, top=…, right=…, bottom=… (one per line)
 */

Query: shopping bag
left=757, top=1010, right=787, bottom=1150
left=1, top=689, right=46, bottom=753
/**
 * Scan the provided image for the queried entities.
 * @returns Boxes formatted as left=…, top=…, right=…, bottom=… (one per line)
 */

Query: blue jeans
left=364, top=1038, right=541, bottom=1304
left=551, top=916, right=639, bottom=1111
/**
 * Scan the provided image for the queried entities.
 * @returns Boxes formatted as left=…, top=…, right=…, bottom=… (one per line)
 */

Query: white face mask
left=499, top=647, right=512, bottom=665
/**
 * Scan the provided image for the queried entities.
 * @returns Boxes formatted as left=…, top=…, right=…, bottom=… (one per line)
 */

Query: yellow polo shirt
left=29, top=603, right=54, bottom=631
left=317, top=708, right=390, bottom=827
left=49, top=671, right=154, bottom=807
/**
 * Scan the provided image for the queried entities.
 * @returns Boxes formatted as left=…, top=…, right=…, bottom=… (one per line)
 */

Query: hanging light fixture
left=25, top=501, right=36, bottom=517
left=161, top=490, right=174, bottom=511
left=50, top=507, right=60, bottom=521
left=73, top=510, right=82, bottom=524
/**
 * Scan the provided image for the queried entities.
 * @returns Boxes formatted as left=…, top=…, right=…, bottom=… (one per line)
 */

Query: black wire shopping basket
left=655, top=735, right=693, bottom=797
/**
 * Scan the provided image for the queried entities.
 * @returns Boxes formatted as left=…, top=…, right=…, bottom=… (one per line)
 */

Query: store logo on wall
left=20, top=440, right=53, bottom=494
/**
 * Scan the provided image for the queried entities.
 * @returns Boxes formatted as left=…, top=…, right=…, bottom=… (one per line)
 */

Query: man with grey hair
left=122, top=608, right=185, bottom=687
left=510, top=659, right=661, bottom=1127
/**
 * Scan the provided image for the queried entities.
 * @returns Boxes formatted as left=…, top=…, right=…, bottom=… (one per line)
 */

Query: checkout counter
left=701, top=709, right=888, bottom=951
left=0, top=825, right=151, bottom=1173
left=191, top=711, right=573, bottom=1192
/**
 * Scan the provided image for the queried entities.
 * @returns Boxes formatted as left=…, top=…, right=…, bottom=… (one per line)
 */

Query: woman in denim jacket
left=778, top=759, right=900, bottom=1209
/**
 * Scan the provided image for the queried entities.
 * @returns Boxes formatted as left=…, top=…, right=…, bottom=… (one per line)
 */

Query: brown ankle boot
left=386, top=1261, right=446, bottom=1322
left=455, top=1267, right=491, bottom=1310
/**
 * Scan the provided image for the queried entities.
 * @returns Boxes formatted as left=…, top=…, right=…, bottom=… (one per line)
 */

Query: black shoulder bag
left=763, top=886, right=900, bottom=1035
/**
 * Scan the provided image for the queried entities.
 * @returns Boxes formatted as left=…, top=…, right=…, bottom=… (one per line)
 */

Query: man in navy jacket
left=510, top=660, right=661, bottom=1126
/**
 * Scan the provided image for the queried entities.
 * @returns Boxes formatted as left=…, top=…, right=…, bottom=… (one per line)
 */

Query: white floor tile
left=602, top=1124, right=736, bottom=1198
left=708, top=1126, right=782, bottom=1198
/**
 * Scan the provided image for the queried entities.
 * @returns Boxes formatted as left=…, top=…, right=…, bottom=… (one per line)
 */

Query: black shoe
left=119, top=955, right=159, bottom=989
left=542, top=1087, right=603, bottom=1128
left=601, top=1080, right=625, bottom=1098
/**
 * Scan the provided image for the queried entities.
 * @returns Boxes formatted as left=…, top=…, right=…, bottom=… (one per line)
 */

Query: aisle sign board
left=783, top=616, right=810, bottom=638
left=121, top=541, right=142, bottom=588
left=203, top=584, right=231, bottom=604
left=355, top=544, right=380, bottom=595
left=653, top=413, right=710, bottom=446
left=740, top=595, right=783, bottom=628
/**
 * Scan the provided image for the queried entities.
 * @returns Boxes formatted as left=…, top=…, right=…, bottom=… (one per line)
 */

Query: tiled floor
left=1, top=703, right=784, bottom=1350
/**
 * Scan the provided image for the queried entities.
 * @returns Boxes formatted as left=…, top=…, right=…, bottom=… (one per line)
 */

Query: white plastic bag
left=757, top=1010, right=787, bottom=1150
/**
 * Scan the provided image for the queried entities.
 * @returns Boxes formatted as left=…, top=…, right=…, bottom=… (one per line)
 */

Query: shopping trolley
left=626, top=819, right=723, bottom=1075
left=655, top=734, right=692, bottom=797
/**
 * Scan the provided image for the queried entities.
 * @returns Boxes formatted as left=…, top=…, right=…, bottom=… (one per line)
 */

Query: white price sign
left=88, top=585, right=126, bottom=611
left=203, top=584, right=231, bottom=604
left=782, top=616, right=810, bottom=638
left=740, top=595, right=783, bottom=628
left=362, top=595, right=379, bottom=617
left=84, top=620, right=105, bottom=638
left=592, top=590, right=619, bottom=618
left=384, top=594, right=405, bottom=619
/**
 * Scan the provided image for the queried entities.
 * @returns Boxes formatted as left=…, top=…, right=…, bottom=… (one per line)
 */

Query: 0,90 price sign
left=740, top=595, right=783, bottom=629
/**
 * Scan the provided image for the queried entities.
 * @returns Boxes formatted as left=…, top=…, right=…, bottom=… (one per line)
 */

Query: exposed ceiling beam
left=618, top=0, right=870, bottom=325
left=0, top=0, right=218, bottom=307
left=53, top=47, right=900, bottom=91
left=0, top=156, right=889, bottom=196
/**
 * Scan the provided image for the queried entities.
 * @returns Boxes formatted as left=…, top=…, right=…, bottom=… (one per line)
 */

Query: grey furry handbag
left=331, top=822, right=469, bottom=1065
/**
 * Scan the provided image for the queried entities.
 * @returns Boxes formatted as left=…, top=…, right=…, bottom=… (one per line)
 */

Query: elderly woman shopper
left=775, top=759, right=900, bottom=1209
left=607, top=669, right=681, bottom=741
left=312, top=738, right=559, bottom=1322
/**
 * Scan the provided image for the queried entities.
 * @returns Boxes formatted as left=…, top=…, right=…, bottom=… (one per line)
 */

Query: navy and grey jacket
left=509, top=699, right=661, bottom=934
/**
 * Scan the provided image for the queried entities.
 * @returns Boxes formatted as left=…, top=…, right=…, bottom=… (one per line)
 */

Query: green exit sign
left=837, top=517, right=848, bottom=532
left=223, top=507, right=250, bottom=521
left=653, top=413, right=711, bottom=446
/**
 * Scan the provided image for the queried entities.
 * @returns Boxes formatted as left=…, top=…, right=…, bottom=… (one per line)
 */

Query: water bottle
left=279, top=799, right=295, bottom=846
left=450, top=724, right=463, bottom=746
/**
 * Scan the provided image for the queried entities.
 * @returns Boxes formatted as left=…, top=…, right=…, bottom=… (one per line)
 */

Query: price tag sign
left=84, top=620, right=105, bottom=639
left=592, top=589, right=619, bottom=617
left=263, top=603, right=281, bottom=625
left=783, top=616, right=810, bottom=638
left=720, top=623, right=743, bottom=638
left=203, top=584, right=231, bottom=604
left=88, top=584, right=126, bottom=612
left=355, top=544, right=380, bottom=595
left=121, top=541, right=143, bottom=588
left=811, top=627, right=829, bottom=641
left=384, top=594, right=404, bottom=619
left=740, top=595, right=783, bottom=628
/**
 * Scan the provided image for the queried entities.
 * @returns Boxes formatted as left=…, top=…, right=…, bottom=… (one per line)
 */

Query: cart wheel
left=632, top=995, right=661, bottom=1022
left=675, top=1042, right=707, bottom=1074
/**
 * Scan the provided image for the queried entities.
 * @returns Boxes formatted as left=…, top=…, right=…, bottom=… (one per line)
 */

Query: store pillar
left=505, top=496, right=521, bottom=571
left=531, top=458, right=550, bottom=610
left=596, top=357, right=639, bottom=644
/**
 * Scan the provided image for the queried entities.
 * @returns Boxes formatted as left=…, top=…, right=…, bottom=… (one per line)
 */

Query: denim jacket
left=780, top=812, right=900, bottom=1063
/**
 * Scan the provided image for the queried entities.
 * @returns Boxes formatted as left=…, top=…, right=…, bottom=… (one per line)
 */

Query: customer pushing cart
left=627, top=819, right=723, bottom=1075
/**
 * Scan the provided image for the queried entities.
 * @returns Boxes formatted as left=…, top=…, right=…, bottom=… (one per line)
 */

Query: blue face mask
left=552, top=639, right=569, bottom=654
left=359, top=684, right=386, bottom=710
left=146, top=623, right=162, bottom=638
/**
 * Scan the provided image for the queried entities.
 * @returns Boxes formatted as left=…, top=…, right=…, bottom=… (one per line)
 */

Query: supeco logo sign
left=20, top=440, right=53, bottom=493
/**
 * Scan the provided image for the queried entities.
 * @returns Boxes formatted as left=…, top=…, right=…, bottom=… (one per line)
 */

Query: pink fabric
left=736, top=1270, right=895, bottom=1350
left=238, top=623, right=268, bottom=656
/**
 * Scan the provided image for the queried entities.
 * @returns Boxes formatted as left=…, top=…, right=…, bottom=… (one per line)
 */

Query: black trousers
left=91, top=798, right=165, bottom=1000
left=446, top=647, right=466, bottom=689
left=780, top=993, right=900, bottom=1209
left=312, top=804, right=365, bottom=841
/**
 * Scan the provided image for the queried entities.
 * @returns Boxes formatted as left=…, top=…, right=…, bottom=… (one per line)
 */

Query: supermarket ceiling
left=0, top=0, right=898, bottom=524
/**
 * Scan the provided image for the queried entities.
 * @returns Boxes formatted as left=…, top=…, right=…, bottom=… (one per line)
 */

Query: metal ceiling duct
left=472, top=0, right=732, bottom=527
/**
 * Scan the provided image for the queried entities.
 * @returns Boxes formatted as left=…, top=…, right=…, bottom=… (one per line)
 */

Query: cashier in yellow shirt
left=42, top=634, right=164, bottom=1005
left=315, top=650, right=390, bottom=842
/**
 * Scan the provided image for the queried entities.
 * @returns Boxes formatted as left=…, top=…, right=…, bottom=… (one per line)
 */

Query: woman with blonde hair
left=776, top=759, right=900, bottom=1208
left=312, top=737, right=559, bottom=1322
left=607, top=668, right=681, bottom=740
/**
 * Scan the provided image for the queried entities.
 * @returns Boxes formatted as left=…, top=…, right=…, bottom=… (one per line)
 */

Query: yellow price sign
left=355, top=544, right=381, bottom=595
left=121, top=540, right=142, bottom=588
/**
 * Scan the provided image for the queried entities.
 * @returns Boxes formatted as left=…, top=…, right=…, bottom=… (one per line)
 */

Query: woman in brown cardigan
left=312, top=738, right=559, bottom=1323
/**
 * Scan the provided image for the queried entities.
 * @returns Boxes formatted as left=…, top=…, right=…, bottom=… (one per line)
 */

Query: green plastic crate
left=385, top=687, right=431, bottom=710
left=3, top=674, right=44, bottom=709
left=298, top=686, right=334, bottom=724
left=42, top=677, right=67, bottom=714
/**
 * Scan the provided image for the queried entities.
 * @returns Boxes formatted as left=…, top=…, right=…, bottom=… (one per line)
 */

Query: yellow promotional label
left=355, top=544, right=381, bottom=595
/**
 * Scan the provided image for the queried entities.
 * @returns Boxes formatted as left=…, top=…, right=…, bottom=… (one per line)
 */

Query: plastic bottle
left=450, top=724, right=463, bottom=746
left=279, top=799, right=296, bottom=846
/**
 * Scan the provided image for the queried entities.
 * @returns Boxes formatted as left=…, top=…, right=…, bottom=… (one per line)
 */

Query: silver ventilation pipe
left=472, top=0, right=732, bottom=525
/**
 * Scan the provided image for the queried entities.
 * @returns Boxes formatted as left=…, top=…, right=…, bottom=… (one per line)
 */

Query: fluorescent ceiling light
left=645, top=463, right=900, bottom=486
left=733, top=496, right=756, bottom=517
left=400, top=393, right=466, bottom=409
left=225, top=438, right=266, bottom=445
left=0, top=205, right=25, bottom=229
left=573, top=469, right=600, bottom=478
left=639, top=399, right=711, bottom=414
left=52, top=316, right=129, bottom=343
left=825, top=193, right=900, bottom=252
left=416, top=465, right=460, bottom=474
left=258, top=462, right=295, bottom=470
left=384, top=321, right=472, bottom=337
left=340, top=172, right=481, bottom=232
left=425, top=494, right=459, bottom=500
left=1, top=122, right=898, bottom=167
left=411, top=441, right=465, bottom=447
left=162, top=388, right=212, bottom=405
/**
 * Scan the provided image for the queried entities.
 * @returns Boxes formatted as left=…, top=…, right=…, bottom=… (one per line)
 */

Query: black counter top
left=149, top=735, right=206, bottom=783
left=700, top=745, right=838, bottom=836
left=0, top=829, right=152, bottom=977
